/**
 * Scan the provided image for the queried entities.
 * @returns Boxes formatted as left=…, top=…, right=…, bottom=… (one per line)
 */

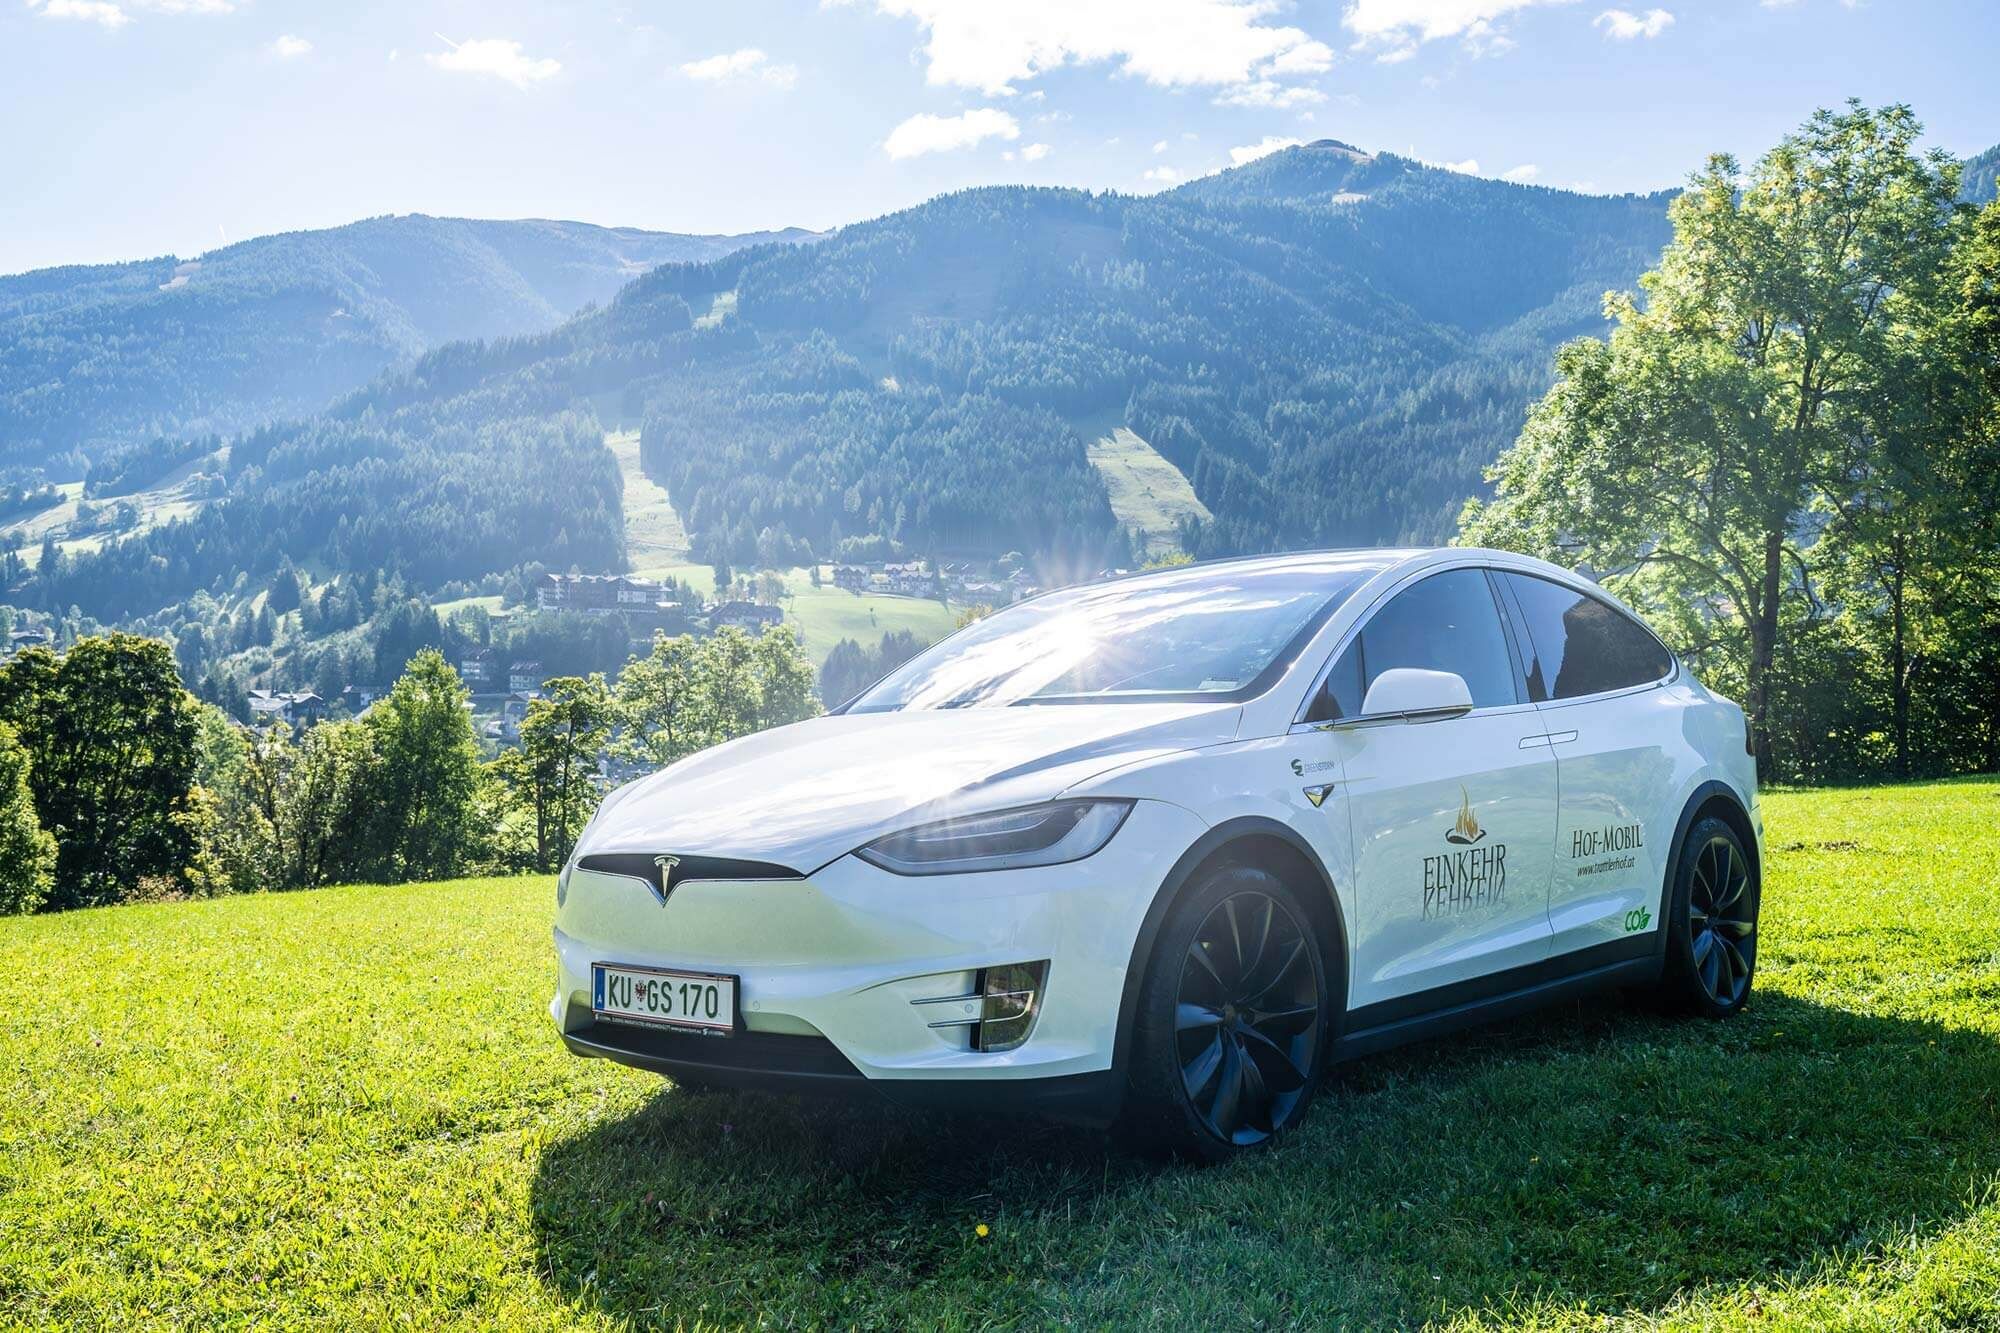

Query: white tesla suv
left=553, top=549, right=1763, bottom=1159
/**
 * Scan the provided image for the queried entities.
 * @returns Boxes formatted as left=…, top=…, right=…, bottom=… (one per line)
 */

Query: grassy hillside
left=5, top=777, right=1999, bottom=1327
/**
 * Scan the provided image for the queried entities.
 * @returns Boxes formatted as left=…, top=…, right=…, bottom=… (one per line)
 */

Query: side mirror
left=1354, top=668, right=1474, bottom=723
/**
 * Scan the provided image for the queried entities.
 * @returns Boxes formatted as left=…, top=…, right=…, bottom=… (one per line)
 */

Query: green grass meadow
left=5, top=779, right=2000, bottom=1328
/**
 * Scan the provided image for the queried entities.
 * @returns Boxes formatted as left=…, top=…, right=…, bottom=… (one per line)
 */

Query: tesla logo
left=1445, top=786, right=1485, bottom=845
left=654, top=855, right=681, bottom=899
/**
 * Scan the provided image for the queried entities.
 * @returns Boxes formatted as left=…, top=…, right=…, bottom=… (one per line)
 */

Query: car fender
left=1103, top=814, right=1350, bottom=1077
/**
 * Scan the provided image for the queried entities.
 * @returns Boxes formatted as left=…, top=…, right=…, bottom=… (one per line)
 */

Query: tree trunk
left=1889, top=556, right=1909, bottom=780
left=1745, top=529, right=1783, bottom=781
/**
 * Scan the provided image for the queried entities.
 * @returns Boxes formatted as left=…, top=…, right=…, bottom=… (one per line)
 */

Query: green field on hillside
left=6, top=779, right=2000, bottom=1328
left=1085, top=424, right=1210, bottom=558
left=629, top=560, right=960, bottom=665
left=605, top=430, right=691, bottom=569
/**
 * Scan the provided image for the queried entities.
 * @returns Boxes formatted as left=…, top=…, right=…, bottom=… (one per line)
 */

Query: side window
left=1502, top=572, right=1672, bottom=700
left=1306, top=639, right=1365, bottom=722
left=1356, top=569, right=1518, bottom=711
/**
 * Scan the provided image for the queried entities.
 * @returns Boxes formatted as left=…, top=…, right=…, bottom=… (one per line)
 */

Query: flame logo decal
left=1445, top=785, right=1485, bottom=845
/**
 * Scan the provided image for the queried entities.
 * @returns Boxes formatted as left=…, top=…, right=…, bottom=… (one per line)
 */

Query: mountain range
left=0, top=215, right=813, bottom=466
left=11, top=138, right=1997, bottom=626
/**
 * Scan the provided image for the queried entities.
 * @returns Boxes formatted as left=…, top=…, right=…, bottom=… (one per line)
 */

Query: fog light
left=975, top=961, right=1047, bottom=1052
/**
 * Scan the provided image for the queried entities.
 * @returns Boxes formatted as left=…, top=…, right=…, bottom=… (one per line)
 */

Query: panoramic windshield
left=848, top=555, right=1386, bottom=711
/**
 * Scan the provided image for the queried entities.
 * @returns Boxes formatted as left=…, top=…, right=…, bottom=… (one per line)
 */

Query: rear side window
left=1501, top=572, right=1672, bottom=701
left=1308, top=569, right=1518, bottom=720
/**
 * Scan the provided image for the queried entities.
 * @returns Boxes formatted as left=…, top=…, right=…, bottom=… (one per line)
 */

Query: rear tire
left=1121, top=863, right=1333, bottom=1162
left=1660, top=815, right=1759, bottom=1018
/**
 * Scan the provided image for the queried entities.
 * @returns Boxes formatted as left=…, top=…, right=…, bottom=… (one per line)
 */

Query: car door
left=1299, top=567, right=1560, bottom=1011
left=1494, top=571, right=1680, bottom=957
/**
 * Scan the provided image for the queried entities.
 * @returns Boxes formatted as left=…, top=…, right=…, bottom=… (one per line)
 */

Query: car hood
left=575, top=702, right=1238, bottom=872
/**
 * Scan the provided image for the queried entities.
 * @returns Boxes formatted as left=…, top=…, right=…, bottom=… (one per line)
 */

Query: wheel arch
left=1110, top=817, right=1349, bottom=1075
left=1654, top=779, right=1760, bottom=965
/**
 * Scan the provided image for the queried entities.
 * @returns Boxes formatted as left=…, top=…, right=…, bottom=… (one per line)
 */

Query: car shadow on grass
left=530, top=991, right=2000, bottom=1326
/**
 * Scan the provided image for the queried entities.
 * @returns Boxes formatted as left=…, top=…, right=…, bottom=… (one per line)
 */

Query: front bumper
left=550, top=798, right=1205, bottom=1116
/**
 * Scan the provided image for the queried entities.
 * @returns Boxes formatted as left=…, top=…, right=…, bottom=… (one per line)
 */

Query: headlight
left=856, top=800, right=1133, bottom=876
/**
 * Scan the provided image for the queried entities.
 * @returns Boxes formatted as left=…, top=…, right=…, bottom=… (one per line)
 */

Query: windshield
left=847, top=555, right=1387, bottom=712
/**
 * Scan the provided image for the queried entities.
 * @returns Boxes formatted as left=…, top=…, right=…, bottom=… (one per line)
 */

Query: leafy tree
left=0, top=633, right=200, bottom=909
left=363, top=650, right=479, bottom=881
left=616, top=633, right=704, bottom=768
left=494, top=675, right=614, bottom=873
left=617, top=624, right=822, bottom=769
left=1464, top=104, right=1969, bottom=771
left=0, top=721, right=56, bottom=914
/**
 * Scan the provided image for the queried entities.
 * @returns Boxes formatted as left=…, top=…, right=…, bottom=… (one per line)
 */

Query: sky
left=2, top=0, right=1995, bottom=275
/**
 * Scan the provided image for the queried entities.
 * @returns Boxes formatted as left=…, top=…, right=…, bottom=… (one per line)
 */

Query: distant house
left=508, top=661, right=544, bottom=695
left=711, top=601, right=783, bottom=632
left=458, top=647, right=500, bottom=688
left=4, top=627, right=51, bottom=656
left=246, top=690, right=326, bottom=728
left=831, top=565, right=868, bottom=592
left=340, top=684, right=386, bottom=714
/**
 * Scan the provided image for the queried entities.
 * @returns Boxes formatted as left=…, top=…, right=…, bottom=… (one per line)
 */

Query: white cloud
left=1267, top=38, right=1336, bottom=74
left=1500, top=163, right=1540, bottom=181
left=1343, top=0, right=1582, bottom=62
left=269, top=34, right=312, bottom=59
left=1595, top=8, right=1674, bottom=38
left=1143, top=165, right=1185, bottom=186
left=1439, top=157, right=1480, bottom=173
left=1229, top=135, right=1303, bottom=166
left=27, top=0, right=130, bottom=28
left=1152, top=139, right=1169, bottom=154
left=1020, top=141, right=1052, bottom=161
left=1214, top=80, right=1326, bottom=109
left=883, top=107, right=1020, bottom=159
left=679, top=47, right=799, bottom=88
left=427, top=36, right=561, bottom=89
left=866, top=0, right=1337, bottom=95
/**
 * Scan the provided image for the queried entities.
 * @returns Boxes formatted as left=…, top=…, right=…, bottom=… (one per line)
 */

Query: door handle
left=1546, top=730, right=1578, bottom=745
left=1518, top=730, right=1579, bottom=750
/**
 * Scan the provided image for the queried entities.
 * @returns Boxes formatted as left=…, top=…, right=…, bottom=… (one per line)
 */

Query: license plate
left=592, top=963, right=737, bottom=1035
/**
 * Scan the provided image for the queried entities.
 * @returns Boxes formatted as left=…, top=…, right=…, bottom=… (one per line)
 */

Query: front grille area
left=573, top=1020, right=862, bottom=1080
left=575, top=853, right=802, bottom=899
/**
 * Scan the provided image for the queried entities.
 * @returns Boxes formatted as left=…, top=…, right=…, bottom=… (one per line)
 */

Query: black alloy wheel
left=1123, top=863, right=1332, bottom=1160
left=1175, top=890, right=1322, bottom=1144
left=1687, top=832, right=1756, bottom=1008
left=1663, top=815, right=1760, bottom=1017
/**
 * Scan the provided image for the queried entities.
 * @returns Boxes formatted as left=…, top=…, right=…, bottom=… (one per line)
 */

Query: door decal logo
left=1445, top=786, right=1486, bottom=844
left=1291, top=757, right=1337, bottom=777
left=1423, top=787, right=1507, bottom=919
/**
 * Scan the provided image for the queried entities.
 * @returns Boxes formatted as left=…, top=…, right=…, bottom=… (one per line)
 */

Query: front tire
left=1122, top=863, right=1332, bottom=1162
left=1661, top=815, right=1760, bottom=1017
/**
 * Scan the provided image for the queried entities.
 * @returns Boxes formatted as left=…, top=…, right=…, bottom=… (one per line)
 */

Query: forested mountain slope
left=37, top=141, right=1685, bottom=620
left=0, top=215, right=812, bottom=467
left=1962, top=143, right=2000, bottom=204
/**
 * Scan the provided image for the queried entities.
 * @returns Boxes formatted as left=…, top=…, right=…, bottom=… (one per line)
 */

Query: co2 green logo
left=1623, top=907, right=1653, bottom=933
